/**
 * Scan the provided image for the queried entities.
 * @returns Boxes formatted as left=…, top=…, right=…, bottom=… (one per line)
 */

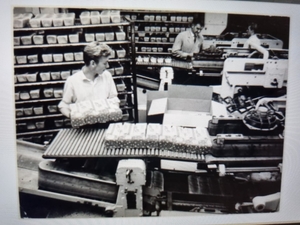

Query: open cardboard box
left=147, top=84, right=228, bottom=127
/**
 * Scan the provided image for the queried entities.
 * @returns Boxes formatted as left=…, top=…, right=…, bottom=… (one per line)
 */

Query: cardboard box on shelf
left=147, top=85, right=227, bottom=127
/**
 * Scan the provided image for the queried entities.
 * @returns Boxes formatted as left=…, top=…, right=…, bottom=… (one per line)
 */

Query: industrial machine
left=17, top=12, right=287, bottom=218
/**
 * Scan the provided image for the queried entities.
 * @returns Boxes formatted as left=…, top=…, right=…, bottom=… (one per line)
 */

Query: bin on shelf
left=64, top=13, right=75, bottom=26
left=64, top=52, right=74, bottom=61
left=33, top=106, right=44, bottom=115
left=46, top=35, right=57, bottom=44
left=40, top=72, right=51, bottom=81
left=91, top=11, right=101, bottom=24
left=26, top=72, right=38, bottom=82
left=27, top=54, right=38, bottom=63
left=57, top=35, right=68, bottom=44
left=53, top=13, right=65, bottom=27
left=29, top=89, right=40, bottom=99
left=80, top=11, right=91, bottom=25
left=41, top=14, right=53, bottom=27
left=33, top=35, right=44, bottom=44
left=50, top=71, right=61, bottom=80
left=42, top=54, right=53, bottom=63
left=21, top=33, right=34, bottom=45
left=53, top=54, right=63, bottom=62
left=68, top=33, right=79, bottom=43
left=95, top=33, right=105, bottom=42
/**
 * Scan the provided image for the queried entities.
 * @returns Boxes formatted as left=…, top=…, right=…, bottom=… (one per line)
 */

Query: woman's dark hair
left=83, top=41, right=112, bottom=66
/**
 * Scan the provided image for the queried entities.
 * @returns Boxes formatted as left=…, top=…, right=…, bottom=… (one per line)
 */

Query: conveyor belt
left=43, top=129, right=204, bottom=161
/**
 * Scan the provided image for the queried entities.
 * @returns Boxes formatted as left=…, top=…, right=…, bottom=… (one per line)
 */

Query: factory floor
left=19, top=192, right=107, bottom=218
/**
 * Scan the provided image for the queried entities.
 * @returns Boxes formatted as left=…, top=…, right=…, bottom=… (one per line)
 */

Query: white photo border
left=1, top=0, right=300, bottom=224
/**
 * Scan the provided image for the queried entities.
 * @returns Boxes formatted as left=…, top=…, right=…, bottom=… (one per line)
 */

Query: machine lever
left=126, top=169, right=134, bottom=184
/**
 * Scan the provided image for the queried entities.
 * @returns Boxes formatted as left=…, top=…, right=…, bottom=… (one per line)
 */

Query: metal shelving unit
left=14, top=11, right=138, bottom=144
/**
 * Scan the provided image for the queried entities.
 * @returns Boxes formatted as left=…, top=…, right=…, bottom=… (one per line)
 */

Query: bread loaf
left=145, top=123, right=161, bottom=148
left=70, top=103, right=85, bottom=128
left=159, top=125, right=177, bottom=150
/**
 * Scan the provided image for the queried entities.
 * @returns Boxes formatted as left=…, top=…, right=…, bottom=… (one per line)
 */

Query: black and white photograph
left=2, top=0, right=300, bottom=224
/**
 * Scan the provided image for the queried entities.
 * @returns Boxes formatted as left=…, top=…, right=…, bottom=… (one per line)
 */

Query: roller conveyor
left=43, top=129, right=283, bottom=168
left=43, top=128, right=205, bottom=161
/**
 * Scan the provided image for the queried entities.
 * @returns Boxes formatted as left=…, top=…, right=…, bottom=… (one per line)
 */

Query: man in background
left=172, top=21, right=204, bottom=60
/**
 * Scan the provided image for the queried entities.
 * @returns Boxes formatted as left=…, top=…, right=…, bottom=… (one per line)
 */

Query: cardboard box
left=147, top=85, right=221, bottom=127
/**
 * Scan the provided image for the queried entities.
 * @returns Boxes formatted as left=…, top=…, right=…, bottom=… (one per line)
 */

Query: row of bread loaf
left=104, top=123, right=212, bottom=153
left=70, top=97, right=122, bottom=128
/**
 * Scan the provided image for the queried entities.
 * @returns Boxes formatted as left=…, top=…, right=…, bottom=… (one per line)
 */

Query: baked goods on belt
left=43, top=124, right=212, bottom=159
